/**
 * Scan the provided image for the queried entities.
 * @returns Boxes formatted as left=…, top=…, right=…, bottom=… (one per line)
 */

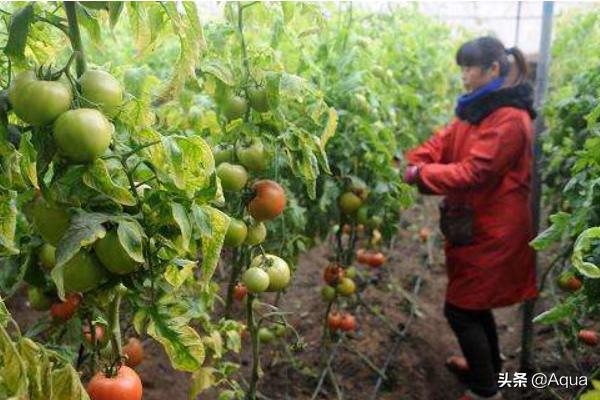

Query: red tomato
left=419, top=227, right=431, bottom=242
left=84, top=325, right=106, bottom=345
left=339, top=313, right=356, bottom=332
left=323, top=264, right=345, bottom=285
left=123, top=338, right=144, bottom=368
left=247, top=180, right=286, bottom=221
left=234, top=283, right=248, bottom=301
left=50, top=293, right=82, bottom=321
left=367, top=252, right=385, bottom=268
left=578, top=330, right=599, bottom=346
left=87, top=365, right=142, bottom=400
left=356, top=249, right=369, bottom=264
left=328, top=312, right=342, bottom=331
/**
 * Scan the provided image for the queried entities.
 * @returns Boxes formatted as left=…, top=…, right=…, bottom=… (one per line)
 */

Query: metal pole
left=520, top=1, right=554, bottom=373
left=514, top=2, right=523, bottom=46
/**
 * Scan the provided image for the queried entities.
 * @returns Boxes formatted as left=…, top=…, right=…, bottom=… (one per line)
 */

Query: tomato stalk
left=224, top=248, right=242, bottom=318
left=246, top=293, right=260, bottom=400
left=63, top=1, right=87, bottom=77
left=107, top=284, right=127, bottom=376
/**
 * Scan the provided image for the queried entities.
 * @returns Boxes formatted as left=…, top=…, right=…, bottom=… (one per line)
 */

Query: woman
left=403, top=36, right=537, bottom=400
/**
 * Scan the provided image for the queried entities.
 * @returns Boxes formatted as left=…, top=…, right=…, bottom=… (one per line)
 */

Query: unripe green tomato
left=273, top=324, right=287, bottom=338
left=321, top=285, right=336, bottom=301
left=223, top=96, right=247, bottom=121
left=28, top=287, right=52, bottom=311
left=247, top=86, right=269, bottom=112
left=213, top=146, right=234, bottom=165
left=245, top=222, right=267, bottom=246
left=372, top=65, right=386, bottom=79
left=29, top=199, right=70, bottom=246
left=63, top=251, right=108, bottom=293
left=224, top=219, right=248, bottom=247
left=336, top=277, right=356, bottom=296
left=250, top=254, right=290, bottom=292
left=345, top=266, right=357, bottom=279
left=54, top=108, right=113, bottom=163
left=258, top=327, right=275, bottom=344
left=338, top=192, right=362, bottom=215
left=369, top=216, right=383, bottom=229
left=217, top=163, right=248, bottom=192
left=93, top=230, right=141, bottom=275
left=236, top=140, right=268, bottom=172
left=8, top=71, right=36, bottom=106
left=10, top=77, right=72, bottom=126
left=79, top=70, right=124, bottom=117
left=242, top=267, right=270, bottom=293
left=356, top=206, right=369, bottom=224
left=38, top=243, right=56, bottom=269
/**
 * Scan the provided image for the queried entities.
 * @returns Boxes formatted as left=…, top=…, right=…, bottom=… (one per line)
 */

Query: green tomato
left=236, top=140, right=268, bottom=172
left=213, top=146, right=234, bottom=165
left=356, top=206, right=369, bottom=224
left=273, top=324, right=287, bottom=338
left=245, top=222, right=267, bottom=246
left=79, top=70, right=123, bottom=117
left=223, top=96, right=247, bottom=121
left=321, top=285, right=336, bottom=301
left=38, top=243, right=56, bottom=269
left=250, top=254, right=290, bottom=292
left=247, top=86, right=269, bottom=112
left=63, top=251, right=108, bottom=293
left=217, top=163, right=248, bottom=192
left=93, top=230, right=141, bottom=275
left=345, top=266, right=357, bottom=279
left=28, top=287, right=52, bottom=311
left=372, top=65, right=386, bottom=79
left=258, top=327, right=274, bottom=344
left=338, top=192, right=362, bottom=215
left=8, top=70, right=36, bottom=106
left=54, top=108, right=113, bottom=163
left=11, top=79, right=72, bottom=126
left=336, top=277, right=356, bottom=296
left=28, top=199, right=70, bottom=246
left=224, top=218, right=248, bottom=247
left=242, top=267, right=270, bottom=293
left=368, top=216, right=383, bottom=229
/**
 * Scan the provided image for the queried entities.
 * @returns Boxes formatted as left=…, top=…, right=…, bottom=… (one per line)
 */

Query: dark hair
left=456, top=36, right=529, bottom=85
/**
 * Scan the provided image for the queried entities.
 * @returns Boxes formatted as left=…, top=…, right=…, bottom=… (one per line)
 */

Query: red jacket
left=407, top=107, right=537, bottom=310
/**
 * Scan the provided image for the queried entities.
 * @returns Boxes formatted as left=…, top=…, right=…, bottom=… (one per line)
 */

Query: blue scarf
left=455, top=77, right=505, bottom=115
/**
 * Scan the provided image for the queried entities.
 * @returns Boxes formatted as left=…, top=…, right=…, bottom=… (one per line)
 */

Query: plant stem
left=224, top=248, right=242, bottom=318
left=246, top=293, right=260, bottom=400
left=108, top=284, right=127, bottom=374
left=63, top=2, right=87, bottom=77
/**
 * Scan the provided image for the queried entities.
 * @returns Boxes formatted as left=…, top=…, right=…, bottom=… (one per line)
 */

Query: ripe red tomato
left=323, top=264, right=344, bottom=285
left=367, top=252, right=385, bottom=268
left=419, top=227, right=431, bottom=242
left=123, top=338, right=144, bottom=368
left=248, top=180, right=286, bottom=221
left=578, top=330, right=599, bottom=346
left=339, top=313, right=356, bottom=332
left=328, top=312, right=342, bottom=331
left=234, top=282, right=248, bottom=301
left=557, top=272, right=582, bottom=292
left=87, top=365, right=143, bottom=400
left=356, top=249, right=369, bottom=264
left=83, top=325, right=106, bottom=345
left=50, top=293, right=82, bottom=321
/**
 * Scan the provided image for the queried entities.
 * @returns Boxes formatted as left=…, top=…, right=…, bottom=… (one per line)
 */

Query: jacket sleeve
left=406, top=120, right=458, bottom=166
left=418, top=112, right=526, bottom=195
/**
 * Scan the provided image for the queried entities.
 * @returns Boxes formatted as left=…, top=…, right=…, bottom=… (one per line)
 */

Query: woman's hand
left=403, top=165, right=420, bottom=184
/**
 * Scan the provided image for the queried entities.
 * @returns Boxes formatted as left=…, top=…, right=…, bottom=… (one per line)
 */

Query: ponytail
left=505, top=47, right=529, bottom=86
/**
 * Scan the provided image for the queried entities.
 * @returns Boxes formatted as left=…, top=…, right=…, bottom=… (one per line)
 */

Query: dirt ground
left=7, top=198, right=596, bottom=400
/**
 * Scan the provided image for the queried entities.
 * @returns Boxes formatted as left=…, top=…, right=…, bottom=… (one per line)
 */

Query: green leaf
left=572, top=227, right=600, bottom=278
left=18, top=338, right=52, bottom=400
left=0, top=323, right=28, bottom=397
left=49, top=363, right=90, bottom=400
left=76, top=4, right=102, bottom=44
left=533, top=298, right=578, bottom=324
left=19, top=132, right=38, bottom=189
left=147, top=308, right=205, bottom=372
left=116, top=219, right=145, bottom=263
left=53, top=211, right=108, bottom=299
left=4, top=4, right=34, bottom=62
left=321, top=107, right=338, bottom=150
left=189, top=367, right=216, bottom=399
left=171, top=202, right=191, bottom=252
left=108, top=2, right=125, bottom=29
left=164, top=261, right=196, bottom=290
left=198, top=206, right=229, bottom=287
left=201, top=59, right=235, bottom=86
left=191, top=204, right=212, bottom=237
left=0, top=190, right=18, bottom=256
left=530, top=212, right=571, bottom=251
left=82, top=159, right=136, bottom=206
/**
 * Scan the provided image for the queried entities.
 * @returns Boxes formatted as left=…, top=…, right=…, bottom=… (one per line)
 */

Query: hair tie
left=505, top=47, right=515, bottom=55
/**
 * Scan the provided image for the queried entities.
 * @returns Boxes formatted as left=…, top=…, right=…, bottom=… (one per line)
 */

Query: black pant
left=444, top=302, right=502, bottom=397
